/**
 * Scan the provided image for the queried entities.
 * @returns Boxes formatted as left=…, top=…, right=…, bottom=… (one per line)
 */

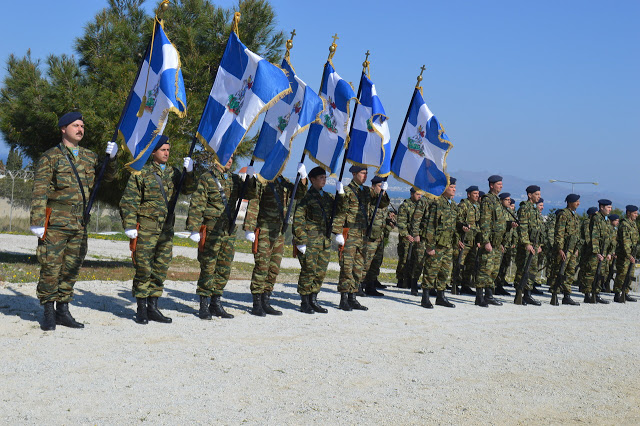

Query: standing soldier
left=409, top=194, right=434, bottom=295
left=602, top=214, right=619, bottom=292
left=243, top=165, right=308, bottom=316
left=613, top=205, right=639, bottom=302
left=513, top=185, right=544, bottom=306
left=577, top=206, right=598, bottom=290
left=494, top=197, right=517, bottom=295
left=581, top=199, right=613, bottom=304
left=395, top=188, right=422, bottom=289
left=548, top=194, right=581, bottom=305
left=455, top=185, right=481, bottom=295
left=119, top=136, right=196, bottom=324
left=418, top=178, right=461, bottom=309
left=333, top=165, right=389, bottom=311
left=293, top=166, right=333, bottom=314
left=186, top=154, right=254, bottom=320
left=30, top=112, right=118, bottom=330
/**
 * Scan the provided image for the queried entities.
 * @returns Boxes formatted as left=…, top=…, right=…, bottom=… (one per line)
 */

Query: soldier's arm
left=590, top=217, right=601, bottom=254
left=397, top=203, right=409, bottom=237
left=180, top=169, right=197, bottom=195
left=332, top=193, right=349, bottom=234
left=119, top=174, right=142, bottom=230
left=554, top=212, right=566, bottom=250
left=243, top=182, right=262, bottom=231
left=410, top=201, right=425, bottom=236
left=518, top=206, right=531, bottom=246
left=30, top=154, right=53, bottom=227
left=292, top=198, right=308, bottom=246
left=186, top=175, right=210, bottom=232
left=479, top=199, right=492, bottom=245
left=424, top=203, right=437, bottom=246
left=99, top=151, right=118, bottom=183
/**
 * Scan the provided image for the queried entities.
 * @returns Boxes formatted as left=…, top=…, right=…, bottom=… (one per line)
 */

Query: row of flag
left=116, top=17, right=452, bottom=197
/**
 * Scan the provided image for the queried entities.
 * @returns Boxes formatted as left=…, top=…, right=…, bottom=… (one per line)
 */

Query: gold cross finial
left=290, top=29, right=296, bottom=40
left=332, top=33, right=339, bottom=44
left=416, top=65, right=427, bottom=89
left=363, top=50, right=371, bottom=76
left=285, top=29, right=296, bottom=60
left=328, top=34, right=339, bottom=62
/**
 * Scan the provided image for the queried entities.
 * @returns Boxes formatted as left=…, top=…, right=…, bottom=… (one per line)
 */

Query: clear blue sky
left=1, top=0, right=638, bottom=197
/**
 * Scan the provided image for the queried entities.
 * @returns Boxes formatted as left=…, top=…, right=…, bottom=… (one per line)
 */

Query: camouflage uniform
left=395, top=197, right=421, bottom=283
left=364, top=208, right=395, bottom=283
left=549, top=208, right=580, bottom=294
left=576, top=217, right=592, bottom=288
left=31, top=143, right=116, bottom=304
left=420, top=196, right=459, bottom=291
left=613, top=217, right=639, bottom=294
left=293, top=187, right=333, bottom=295
left=119, top=161, right=195, bottom=298
left=455, top=198, right=481, bottom=286
left=514, top=201, right=544, bottom=291
left=581, top=211, right=613, bottom=295
left=602, top=222, right=618, bottom=288
left=244, top=176, right=306, bottom=294
left=410, top=197, right=434, bottom=282
left=477, top=193, right=510, bottom=289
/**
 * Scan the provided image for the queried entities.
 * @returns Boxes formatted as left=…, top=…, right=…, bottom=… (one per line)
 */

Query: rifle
left=550, top=235, right=576, bottom=305
left=404, top=241, right=414, bottom=290
left=620, top=244, right=640, bottom=303
left=514, top=229, right=540, bottom=305
left=451, top=227, right=468, bottom=295
left=602, top=256, right=616, bottom=292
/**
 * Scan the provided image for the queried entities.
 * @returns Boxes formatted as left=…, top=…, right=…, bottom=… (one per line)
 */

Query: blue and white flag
left=196, top=32, right=291, bottom=166
left=390, top=89, right=452, bottom=196
left=254, top=57, right=323, bottom=182
left=119, top=20, right=187, bottom=172
left=346, top=73, right=391, bottom=177
left=304, top=62, right=355, bottom=175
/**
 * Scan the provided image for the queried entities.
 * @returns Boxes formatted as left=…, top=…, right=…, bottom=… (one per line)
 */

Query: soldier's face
left=468, top=191, right=479, bottom=202
left=568, top=200, right=580, bottom=210
left=612, top=219, right=619, bottom=226
left=444, top=184, right=456, bottom=198
left=601, top=205, right=612, bottom=215
left=537, top=202, right=544, bottom=212
left=411, top=192, right=422, bottom=202
left=629, top=211, right=638, bottom=221
left=61, top=120, right=84, bottom=144
left=490, top=181, right=503, bottom=193
left=310, top=174, right=326, bottom=191
left=225, top=155, right=233, bottom=171
left=353, top=170, right=367, bottom=185
left=152, top=144, right=170, bottom=164
left=529, top=191, right=541, bottom=203
left=501, top=198, right=510, bottom=208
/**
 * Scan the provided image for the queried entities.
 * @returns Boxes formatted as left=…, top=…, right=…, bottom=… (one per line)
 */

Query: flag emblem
left=407, top=125, right=426, bottom=157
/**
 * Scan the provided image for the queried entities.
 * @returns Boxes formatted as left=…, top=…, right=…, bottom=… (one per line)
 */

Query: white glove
left=183, top=157, right=194, bottom=173
left=106, top=141, right=118, bottom=159
left=124, top=228, right=138, bottom=239
left=336, top=182, right=345, bottom=195
left=189, top=232, right=201, bottom=243
left=296, top=244, right=307, bottom=255
left=30, top=226, right=45, bottom=239
left=334, top=233, right=345, bottom=246
left=245, top=230, right=256, bottom=242
left=245, top=166, right=255, bottom=177
left=381, top=181, right=388, bottom=191
left=297, top=163, right=307, bottom=180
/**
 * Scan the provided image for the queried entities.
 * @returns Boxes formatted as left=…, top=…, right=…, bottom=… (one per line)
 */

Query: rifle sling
left=58, top=144, right=87, bottom=225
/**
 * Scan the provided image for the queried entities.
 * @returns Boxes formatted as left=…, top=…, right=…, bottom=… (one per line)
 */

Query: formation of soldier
left=29, top=112, right=639, bottom=330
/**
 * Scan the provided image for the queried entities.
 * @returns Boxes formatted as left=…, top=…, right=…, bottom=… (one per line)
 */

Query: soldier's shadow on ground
left=0, top=287, right=41, bottom=324
left=72, top=288, right=134, bottom=320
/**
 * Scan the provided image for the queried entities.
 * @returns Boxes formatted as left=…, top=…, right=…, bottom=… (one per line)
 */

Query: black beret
left=371, top=176, right=384, bottom=184
left=510, top=199, right=515, bottom=205
left=526, top=185, right=540, bottom=194
left=152, top=135, right=170, bottom=152
left=587, top=207, right=597, bottom=215
left=478, top=191, right=485, bottom=197
left=499, top=192, right=511, bottom=200
left=58, top=111, right=83, bottom=127
left=448, top=177, right=456, bottom=185
left=565, top=194, right=580, bottom=203
left=488, top=175, right=503, bottom=183
left=626, top=205, right=638, bottom=213
left=466, top=185, right=479, bottom=192
left=598, top=199, right=612, bottom=206
left=410, top=187, right=417, bottom=194
left=349, top=165, right=365, bottom=173
left=536, top=198, right=544, bottom=204
left=308, top=166, right=326, bottom=178
left=608, top=214, right=619, bottom=221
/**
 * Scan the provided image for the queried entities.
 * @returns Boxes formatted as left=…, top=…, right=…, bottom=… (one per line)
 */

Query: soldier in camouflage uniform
left=418, top=178, right=461, bottom=309
left=581, top=199, right=614, bottom=304
left=547, top=194, right=581, bottom=305
left=576, top=206, right=598, bottom=290
left=410, top=195, right=435, bottom=296
left=494, top=198, right=517, bottom=296
left=543, top=208, right=560, bottom=288
left=513, top=185, right=544, bottom=306
left=186, top=154, right=255, bottom=320
left=454, top=185, right=481, bottom=296
left=119, top=136, right=196, bottom=324
left=293, top=167, right=333, bottom=314
left=333, top=165, right=389, bottom=311
left=30, top=112, right=118, bottom=330
left=601, top=214, right=619, bottom=293
left=395, top=188, right=422, bottom=289
left=613, top=205, right=639, bottom=302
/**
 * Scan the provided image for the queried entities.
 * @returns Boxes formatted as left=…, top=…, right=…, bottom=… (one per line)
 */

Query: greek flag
left=390, top=89, right=452, bottom=196
left=304, top=62, right=355, bottom=175
left=119, top=20, right=187, bottom=172
left=254, top=58, right=323, bottom=182
left=196, top=32, right=291, bottom=166
left=346, top=73, right=391, bottom=176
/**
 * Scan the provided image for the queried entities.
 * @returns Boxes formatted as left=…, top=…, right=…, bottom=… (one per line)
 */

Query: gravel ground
left=1, top=234, right=639, bottom=424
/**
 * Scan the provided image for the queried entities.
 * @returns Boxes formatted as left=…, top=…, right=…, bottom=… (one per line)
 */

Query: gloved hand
left=106, top=141, right=118, bottom=159
left=333, top=233, right=345, bottom=246
left=124, top=228, right=138, bottom=239
left=183, top=157, right=194, bottom=173
left=30, top=226, right=45, bottom=239
left=245, top=165, right=255, bottom=177
left=381, top=181, right=388, bottom=191
left=189, top=232, right=200, bottom=243
left=336, top=182, right=345, bottom=195
left=245, top=230, right=256, bottom=242
left=297, top=163, right=307, bottom=180
left=296, top=244, right=307, bottom=255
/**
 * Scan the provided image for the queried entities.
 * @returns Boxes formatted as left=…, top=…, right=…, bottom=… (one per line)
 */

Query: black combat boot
left=198, top=296, right=212, bottom=320
left=625, top=293, right=637, bottom=302
left=374, top=279, right=387, bottom=289
left=421, top=288, right=433, bottom=309
left=136, top=297, right=149, bottom=324
left=523, top=290, right=541, bottom=306
left=562, top=292, right=580, bottom=305
left=261, top=291, right=283, bottom=315
left=429, top=288, right=437, bottom=297
left=364, top=281, right=384, bottom=297
left=494, top=284, right=511, bottom=296
left=147, top=297, right=172, bottom=323
left=435, top=290, right=455, bottom=308
left=396, top=278, right=405, bottom=288
left=309, top=292, right=328, bottom=313
left=475, top=287, right=488, bottom=307
left=42, top=301, right=56, bottom=331
left=339, top=292, right=352, bottom=311
left=614, top=292, right=624, bottom=303
left=348, top=292, right=368, bottom=311
left=484, top=288, right=502, bottom=306
left=300, top=294, right=315, bottom=314
left=55, top=302, right=84, bottom=328
left=595, top=293, right=610, bottom=304
left=210, top=295, right=234, bottom=318
left=531, top=285, right=544, bottom=295
left=460, top=283, right=476, bottom=296
left=583, top=292, right=594, bottom=304
left=251, top=293, right=266, bottom=316
left=410, top=279, right=419, bottom=296
left=356, top=282, right=366, bottom=297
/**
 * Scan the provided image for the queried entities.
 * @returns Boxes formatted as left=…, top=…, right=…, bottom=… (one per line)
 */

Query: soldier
left=30, top=112, right=118, bottom=330
left=186, top=154, right=254, bottom=320
left=243, top=164, right=307, bottom=316
left=536, top=198, right=544, bottom=213
left=395, top=188, right=422, bottom=289
left=455, top=185, right=481, bottom=295
left=613, top=205, right=639, bottom=302
left=576, top=206, right=598, bottom=290
left=513, top=185, right=544, bottom=306
left=409, top=194, right=435, bottom=296
left=293, top=166, right=333, bottom=314
left=119, top=136, right=196, bottom=324
left=333, top=165, right=389, bottom=311
left=602, top=214, right=620, bottom=292
left=581, top=199, right=614, bottom=304
left=494, top=197, right=517, bottom=296
left=548, top=194, right=581, bottom=305
left=543, top=208, right=561, bottom=288
left=418, top=178, right=461, bottom=309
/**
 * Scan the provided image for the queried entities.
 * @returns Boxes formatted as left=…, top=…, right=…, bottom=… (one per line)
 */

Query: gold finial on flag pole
left=284, top=29, right=296, bottom=61
left=416, top=65, right=426, bottom=93
left=232, top=12, right=241, bottom=36
left=328, top=33, right=339, bottom=62
left=363, top=50, right=371, bottom=77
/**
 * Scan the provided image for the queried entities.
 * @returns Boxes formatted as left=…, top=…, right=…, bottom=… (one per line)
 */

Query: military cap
left=479, top=191, right=486, bottom=197
left=510, top=199, right=515, bottom=205
left=410, top=187, right=417, bottom=194
left=499, top=192, right=511, bottom=200
left=349, top=165, right=365, bottom=173
left=466, top=185, right=479, bottom=193
left=608, top=214, right=619, bottom=221
left=565, top=194, right=580, bottom=203
left=152, top=135, right=170, bottom=152
left=448, top=177, right=457, bottom=185
left=537, top=198, right=544, bottom=204
left=587, top=207, right=597, bottom=215
left=371, top=176, right=384, bottom=184
left=598, top=199, right=612, bottom=206
left=626, top=205, right=638, bottom=212
left=58, top=111, right=83, bottom=127
left=308, top=166, right=326, bottom=178
left=488, top=175, right=503, bottom=183
left=526, top=185, right=540, bottom=193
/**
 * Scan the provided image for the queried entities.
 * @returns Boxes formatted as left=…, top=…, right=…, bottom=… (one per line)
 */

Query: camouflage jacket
left=608, top=223, right=618, bottom=254
left=119, top=161, right=196, bottom=230
left=243, top=176, right=306, bottom=231
left=516, top=200, right=544, bottom=247
left=479, top=193, right=510, bottom=247
left=397, top=198, right=420, bottom=238
left=616, top=217, right=639, bottom=259
left=410, top=197, right=434, bottom=237
left=456, top=198, right=481, bottom=245
left=368, top=202, right=394, bottom=241
left=588, top=211, right=612, bottom=256
left=30, top=143, right=116, bottom=230
left=292, top=187, right=334, bottom=247
left=554, top=208, right=580, bottom=252
left=422, top=196, right=459, bottom=248
left=333, top=180, right=389, bottom=234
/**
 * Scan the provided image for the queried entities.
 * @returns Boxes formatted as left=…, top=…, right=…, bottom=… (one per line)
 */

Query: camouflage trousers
left=297, top=237, right=331, bottom=295
left=131, top=222, right=174, bottom=298
left=338, top=228, right=373, bottom=293
left=548, top=250, right=579, bottom=294
left=498, top=248, right=514, bottom=283
left=364, top=237, right=385, bottom=283
left=514, top=246, right=540, bottom=291
left=477, top=246, right=503, bottom=289
left=580, top=254, right=607, bottom=294
left=250, top=227, right=284, bottom=294
left=421, top=245, right=454, bottom=291
left=411, top=241, right=427, bottom=281
left=36, top=226, right=88, bottom=304
left=613, top=257, right=634, bottom=294
left=396, top=238, right=410, bottom=280
left=461, top=244, right=478, bottom=286
left=197, top=228, right=236, bottom=297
